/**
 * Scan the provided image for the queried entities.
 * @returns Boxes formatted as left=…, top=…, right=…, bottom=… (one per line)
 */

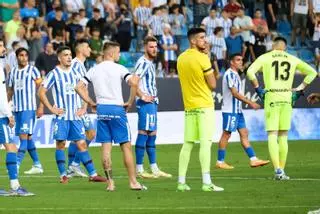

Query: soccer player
left=246, top=37, right=317, bottom=180
left=0, top=39, right=34, bottom=197
left=307, top=93, right=320, bottom=104
left=67, top=39, right=96, bottom=178
left=75, top=41, right=146, bottom=191
left=216, top=53, right=270, bottom=169
left=133, top=36, right=172, bottom=179
left=176, top=28, right=224, bottom=192
left=7, top=47, right=44, bottom=175
left=38, top=46, right=106, bottom=183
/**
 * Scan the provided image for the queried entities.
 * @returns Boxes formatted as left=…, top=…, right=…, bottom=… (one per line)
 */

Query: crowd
left=1, top=0, right=320, bottom=76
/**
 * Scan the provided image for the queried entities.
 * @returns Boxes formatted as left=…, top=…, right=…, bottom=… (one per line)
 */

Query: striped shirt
left=8, top=65, right=41, bottom=112
left=148, top=15, right=163, bottom=36
left=220, top=17, right=232, bottom=38
left=201, top=16, right=222, bottom=36
left=160, top=34, right=177, bottom=61
left=0, top=64, right=12, bottom=118
left=222, top=68, right=242, bottom=113
left=42, top=66, right=80, bottom=120
left=208, top=35, right=227, bottom=60
left=71, top=57, right=87, bottom=108
left=134, top=6, right=151, bottom=30
left=134, top=56, right=158, bottom=103
left=169, top=14, right=185, bottom=35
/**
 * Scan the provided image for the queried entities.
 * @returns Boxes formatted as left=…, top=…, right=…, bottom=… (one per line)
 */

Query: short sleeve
left=200, top=54, right=213, bottom=75
left=226, top=72, right=236, bottom=88
left=82, top=67, right=94, bottom=85
left=8, top=68, right=14, bottom=88
left=31, top=66, right=41, bottom=80
left=42, top=71, right=56, bottom=89
left=233, top=18, right=240, bottom=28
left=134, top=60, right=148, bottom=78
left=120, top=66, right=132, bottom=83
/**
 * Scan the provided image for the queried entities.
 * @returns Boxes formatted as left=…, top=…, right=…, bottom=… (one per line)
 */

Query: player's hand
left=36, top=107, right=44, bottom=118
left=51, top=106, right=64, bottom=116
left=123, top=102, right=132, bottom=112
left=249, top=102, right=261, bottom=110
left=76, top=108, right=86, bottom=117
left=89, top=102, right=97, bottom=113
left=255, top=87, right=266, bottom=101
left=8, top=116, right=15, bottom=128
left=307, top=93, right=320, bottom=104
left=291, top=90, right=304, bottom=106
left=141, top=95, right=154, bottom=103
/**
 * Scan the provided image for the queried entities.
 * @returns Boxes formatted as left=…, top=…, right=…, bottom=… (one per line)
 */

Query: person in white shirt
left=75, top=41, right=147, bottom=191
left=201, top=8, right=222, bottom=37
left=291, top=0, right=311, bottom=47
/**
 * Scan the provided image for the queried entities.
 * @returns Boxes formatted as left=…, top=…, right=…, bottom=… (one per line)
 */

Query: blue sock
left=68, top=142, right=77, bottom=166
left=6, top=152, right=18, bottom=180
left=71, top=139, right=93, bottom=166
left=146, top=135, right=157, bottom=164
left=135, top=134, right=148, bottom=165
left=217, top=149, right=226, bottom=162
left=17, top=139, right=28, bottom=166
left=27, top=139, right=40, bottom=166
left=78, top=150, right=96, bottom=176
left=55, top=150, right=66, bottom=176
left=245, top=146, right=256, bottom=159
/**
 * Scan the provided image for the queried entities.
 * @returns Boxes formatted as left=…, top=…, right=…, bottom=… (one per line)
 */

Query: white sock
left=34, top=163, right=42, bottom=168
left=217, top=160, right=224, bottom=164
left=71, top=161, right=80, bottom=167
left=10, top=179, right=20, bottom=190
left=202, top=172, right=212, bottom=185
left=150, top=163, right=159, bottom=173
left=250, top=156, right=257, bottom=161
left=136, top=164, right=144, bottom=173
left=178, top=176, right=186, bottom=184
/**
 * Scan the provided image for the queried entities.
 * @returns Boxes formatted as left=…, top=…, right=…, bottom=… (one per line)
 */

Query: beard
left=147, top=51, right=157, bottom=59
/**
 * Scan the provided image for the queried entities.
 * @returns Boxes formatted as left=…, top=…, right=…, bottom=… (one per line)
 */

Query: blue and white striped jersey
left=220, top=17, right=232, bottom=38
left=71, top=57, right=87, bottom=108
left=208, top=35, right=227, bottom=60
left=148, top=15, right=163, bottom=36
left=222, top=68, right=242, bottom=113
left=201, top=16, right=222, bottom=36
left=134, top=7, right=151, bottom=30
left=134, top=56, right=158, bottom=103
left=160, top=34, right=177, bottom=61
left=8, top=65, right=41, bottom=112
left=42, top=66, right=80, bottom=120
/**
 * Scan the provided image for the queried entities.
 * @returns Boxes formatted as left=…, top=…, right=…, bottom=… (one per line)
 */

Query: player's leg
left=101, top=143, right=115, bottom=191
left=278, top=131, right=288, bottom=170
left=198, top=108, right=223, bottom=192
left=177, top=110, right=197, bottom=191
left=14, top=112, right=27, bottom=170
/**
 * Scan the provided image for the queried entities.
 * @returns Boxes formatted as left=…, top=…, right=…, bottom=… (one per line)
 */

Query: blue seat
left=119, top=52, right=144, bottom=68
left=287, top=49, right=298, bottom=57
left=299, top=49, right=314, bottom=62
left=277, top=21, right=291, bottom=35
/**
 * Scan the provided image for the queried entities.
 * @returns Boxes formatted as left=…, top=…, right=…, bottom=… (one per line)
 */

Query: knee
left=5, top=143, right=17, bottom=153
left=56, top=141, right=66, bottom=150
left=222, top=131, right=232, bottom=140
left=77, top=141, right=87, bottom=151
left=86, top=130, right=96, bottom=141
left=138, top=130, right=148, bottom=135
left=20, top=134, right=28, bottom=140
left=239, top=129, right=249, bottom=139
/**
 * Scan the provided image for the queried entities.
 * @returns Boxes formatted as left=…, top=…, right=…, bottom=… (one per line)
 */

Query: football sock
left=135, top=134, right=148, bottom=165
left=178, top=176, right=186, bottom=184
left=199, top=140, right=212, bottom=174
left=136, top=164, right=144, bottom=173
left=178, top=141, right=194, bottom=177
left=68, top=142, right=77, bottom=166
left=6, top=152, right=18, bottom=180
left=150, top=163, right=159, bottom=173
left=78, top=150, right=96, bottom=177
left=72, top=139, right=93, bottom=166
left=27, top=139, right=41, bottom=166
left=55, top=150, right=66, bottom=176
left=217, top=149, right=226, bottom=163
left=278, top=135, right=288, bottom=169
left=146, top=135, right=157, bottom=164
left=17, top=138, right=28, bottom=166
left=268, top=133, right=280, bottom=169
left=202, top=172, right=212, bottom=185
left=10, top=179, right=20, bottom=190
left=244, top=146, right=257, bottom=161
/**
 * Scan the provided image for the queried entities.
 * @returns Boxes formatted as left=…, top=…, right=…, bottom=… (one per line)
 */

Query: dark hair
left=93, top=8, right=100, bottom=12
left=75, top=28, right=84, bottom=33
left=187, top=28, right=206, bottom=40
left=12, top=41, right=19, bottom=49
left=56, top=46, right=71, bottom=55
left=72, top=12, right=80, bottom=19
left=255, top=8, right=262, bottom=12
left=152, top=7, right=161, bottom=15
left=214, top=26, right=223, bottom=35
left=31, top=27, right=39, bottom=33
left=103, top=41, right=120, bottom=51
left=75, top=39, right=89, bottom=48
left=79, top=8, right=85, bottom=13
left=55, top=6, right=62, bottom=12
left=274, top=36, right=287, bottom=45
left=15, top=47, right=29, bottom=57
left=143, top=36, right=158, bottom=45
left=229, top=53, right=242, bottom=61
left=91, top=27, right=100, bottom=33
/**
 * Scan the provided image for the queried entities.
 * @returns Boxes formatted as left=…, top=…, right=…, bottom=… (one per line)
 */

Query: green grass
left=0, top=141, right=320, bottom=214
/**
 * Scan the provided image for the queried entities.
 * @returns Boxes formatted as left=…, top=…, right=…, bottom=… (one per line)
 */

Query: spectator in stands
left=233, top=7, right=254, bottom=63
left=313, top=12, right=320, bottom=41
left=252, top=8, right=269, bottom=36
left=219, top=9, right=232, bottom=38
left=160, top=5, right=170, bottom=24
left=242, top=0, right=255, bottom=18
left=105, top=5, right=118, bottom=41
left=148, top=7, right=164, bottom=40
left=291, top=0, right=310, bottom=47
left=134, top=0, right=151, bottom=51
left=0, top=0, right=19, bottom=22
left=193, top=0, right=212, bottom=27
left=169, top=4, right=186, bottom=54
left=86, top=8, right=106, bottom=39
left=105, top=0, right=119, bottom=20
left=208, top=26, right=227, bottom=71
left=45, top=0, right=68, bottom=22
left=249, top=30, right=267, bottom=61
left=4, top=9, right=21, bottom=44
left=224, top=0, right=242, bottom=19
left=225, top=26, right=244, bottom=58
left=20, top=0, right=39, bottom=19
left=92, top=0, right=106, bottom=18
left=28, top=27, right=42, bottom=65
left=88, top=28, right=103, bottom=68
left=315, top=47, right=320, bottom=72
left=51, top=30, right=65, bottom=51
left=79, top=8, right=89, bottom=30
left=160, top=23, right=178, bottom=77
left=201, top=7, right=221, bottom=36
left=35, top=42, right=58, bottom=76
left=48, top=7, right=66, bottom=41
left=7, top=41, right=20, bottom=70
left=65, top=0, right=84, bottom=14
left=264, top=0, right=278, bottom=31
left=115, top=3, right=133, bottom=51
left=6, top=25, right=28, bottom=51
left=66, top=12, right=83, bottom=45
left=151, top=0, right=167, bottom=8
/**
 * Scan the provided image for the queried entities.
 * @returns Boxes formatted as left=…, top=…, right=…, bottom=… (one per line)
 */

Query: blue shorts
left=0, top=118, right=14, bottom=144
left=53, top=118, right=86, bottom=141
left=222, top=113, right=246, bottom=132
left=95, top=105, right=131, bottom=144
left=136, top=100, right=157, bottom=131
left=81, top=114, right=94, bottom=131
left=14, top=111, right=36, bottom=136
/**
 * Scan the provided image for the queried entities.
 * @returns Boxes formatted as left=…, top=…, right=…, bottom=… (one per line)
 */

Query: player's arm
left=7, top=87, right=13, bottom=102
left=246, top=56, right=266, bottom=100
left=294, top=60, right=318, bottom=91
left=134, top=62, right=154, bottom=102
left=230, top=87, right=260, bottom=110
left=75, top=80, right=96, bottom=111
left=33, top=68, right=45, bottom=117
left=38, top=86, right=64, bottom=116
left=200, top=54, right=216, bottom=90
left=125, top=74, right=140, bottom=112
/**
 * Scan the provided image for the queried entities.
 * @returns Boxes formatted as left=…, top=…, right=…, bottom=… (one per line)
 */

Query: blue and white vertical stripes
left=71, top=58, right=87, bottom=108
left=134, top=7, right=151, bottom=30
left=160, top=34, right=177, bottom=61
left=208, top=35, right=227, bottom=60
left=222, top=68, right=242, bottom=114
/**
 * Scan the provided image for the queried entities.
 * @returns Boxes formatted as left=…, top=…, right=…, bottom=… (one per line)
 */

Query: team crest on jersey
left=53, top=122, right=59, bottom=136
left=21, top=123, right=30, bottom=133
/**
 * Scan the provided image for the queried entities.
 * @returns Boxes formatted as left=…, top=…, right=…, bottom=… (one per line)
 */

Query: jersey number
left=272, top=61, right=291, bottom=81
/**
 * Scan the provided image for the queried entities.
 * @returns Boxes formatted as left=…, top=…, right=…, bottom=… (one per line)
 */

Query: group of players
left=0, top=26, right=319, bottom=196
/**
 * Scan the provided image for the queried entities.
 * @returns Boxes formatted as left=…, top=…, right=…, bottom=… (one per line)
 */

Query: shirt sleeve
left=121, top=66, right=132, bottom=83
left=8, top=68, right=14, bottom=88
left=200, top=53, right=213, bottom=76
left=81, top=67, right=93, bottom=85
left=222, top=39, right=227, bottom=51
left=32, top=66, right=41, bottom=80
left=42, top=71, right=55, bottom=89
left=296, top=59, right=318, bottom=85
left=134, top=60, right=148, bottom=78
left=246, top=55, right=264, bottom=81
left=226, top=72, right=236, bottom=88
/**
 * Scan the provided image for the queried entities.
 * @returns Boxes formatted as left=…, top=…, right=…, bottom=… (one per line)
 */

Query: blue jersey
left=42, top=66, right=81, bottom=120
left=71, top=58, right=87, bottom=108
left=134, top=7, right=151, bottom=30
left=222, top=68, right=242, bottom=113
left=134, top=56, right=158, bottom=102
left=8, top=65, right=41, bottom=112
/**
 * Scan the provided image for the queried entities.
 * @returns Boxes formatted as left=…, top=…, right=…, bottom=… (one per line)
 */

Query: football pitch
left=0, top=141, right=319, bottom=214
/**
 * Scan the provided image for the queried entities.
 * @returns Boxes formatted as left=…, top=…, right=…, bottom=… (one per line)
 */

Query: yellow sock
left=268, top=133, right=280, bottom=170
left=278, top=135, right=288, bottom=169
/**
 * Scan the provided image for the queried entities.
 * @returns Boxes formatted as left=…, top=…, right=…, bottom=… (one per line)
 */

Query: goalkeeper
left=246, top=37, right=317, bottom=180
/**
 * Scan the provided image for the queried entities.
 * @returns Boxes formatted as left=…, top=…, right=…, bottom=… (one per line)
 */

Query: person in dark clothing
left=264, top=0, right=278, bottom=31
left=35, top=42, right=59, bottom=76
left=115, top=4, right=133, bottom=51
